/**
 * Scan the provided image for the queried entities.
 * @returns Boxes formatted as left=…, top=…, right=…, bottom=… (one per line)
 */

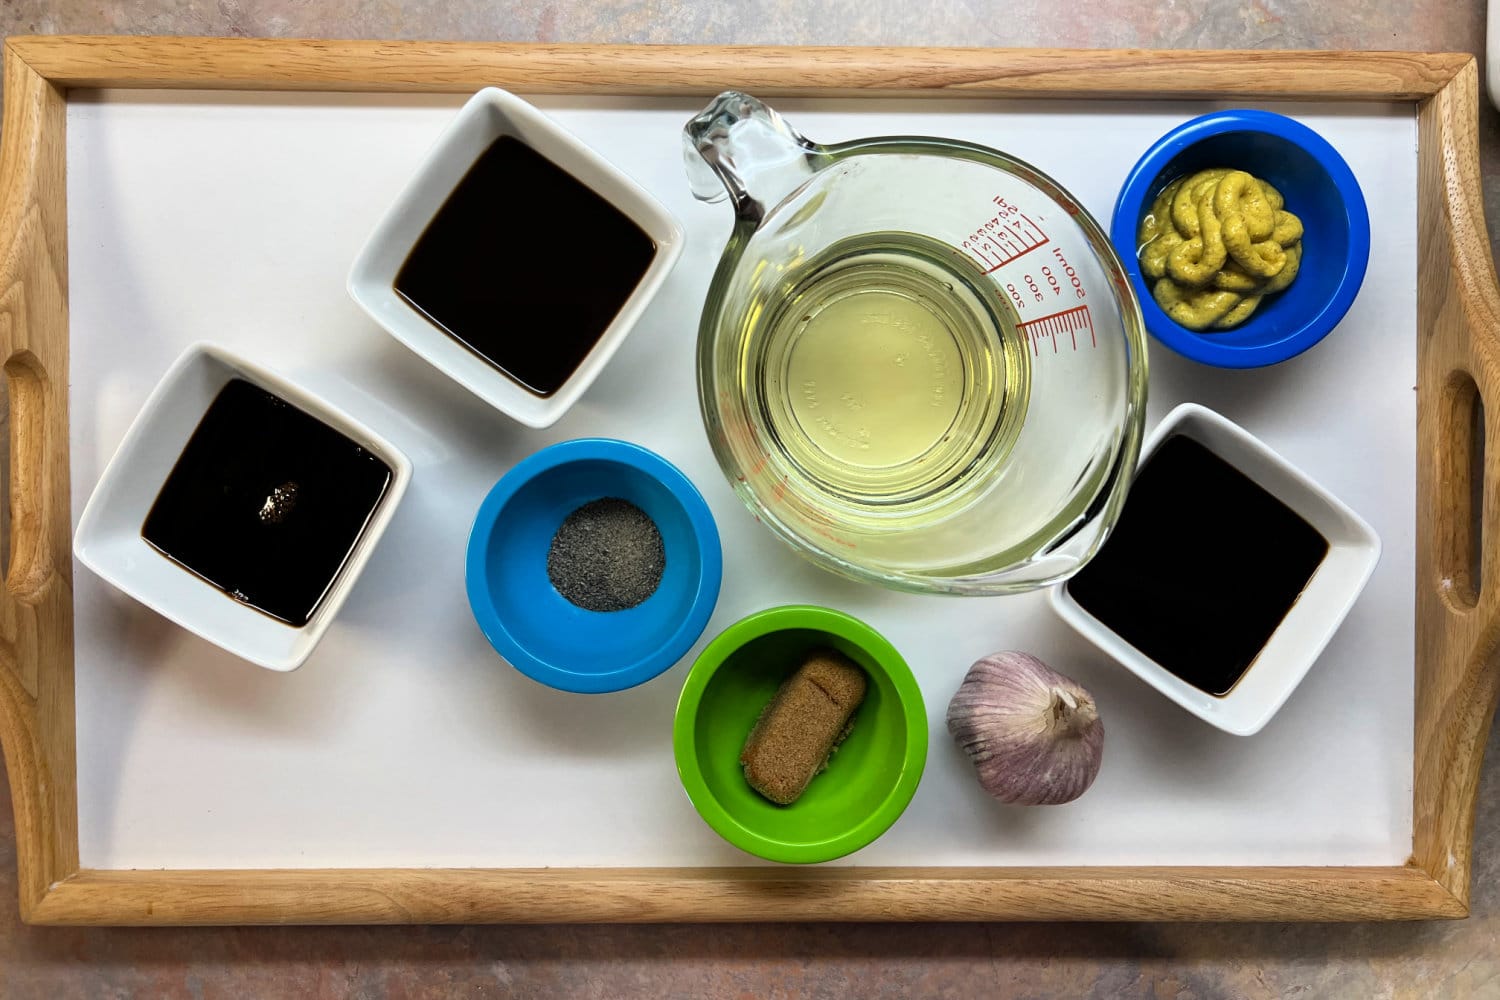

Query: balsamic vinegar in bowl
left=142, top=378, right=393, bottom=628
left=394, top=136, right=657, bottom=398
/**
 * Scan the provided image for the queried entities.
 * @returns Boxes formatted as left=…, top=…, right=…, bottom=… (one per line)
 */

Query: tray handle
left=1413, top=58, right=1500, bottom=907
left=0, top=41, right=79, bottom=918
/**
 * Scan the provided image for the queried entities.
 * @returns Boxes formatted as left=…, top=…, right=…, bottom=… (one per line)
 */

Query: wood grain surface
left=25, top=865, right=1467, bottom=925
left=0, top=40, right=77, bottom=924
left=5, top=36, right=1473, bottom=100
left=0, top=35, right=1492, bottom=924
left=1413, top=58, right=1500, bottom=904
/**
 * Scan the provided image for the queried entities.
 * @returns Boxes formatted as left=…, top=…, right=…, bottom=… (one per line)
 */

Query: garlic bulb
left=946, top=652, right=1103, bottom=806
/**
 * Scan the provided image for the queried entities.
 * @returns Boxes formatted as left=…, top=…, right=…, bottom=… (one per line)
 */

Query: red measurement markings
left=964, top=213, right=1050, bottom=272
left=1020, top=305, right=1096, bottom=355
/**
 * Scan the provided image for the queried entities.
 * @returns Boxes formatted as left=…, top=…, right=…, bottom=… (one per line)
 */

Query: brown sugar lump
left=740, top=649, right=868, bottom=805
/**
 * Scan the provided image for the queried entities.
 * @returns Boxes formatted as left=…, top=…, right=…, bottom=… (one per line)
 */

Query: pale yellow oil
left=746, top=232, right=1030, bottom=514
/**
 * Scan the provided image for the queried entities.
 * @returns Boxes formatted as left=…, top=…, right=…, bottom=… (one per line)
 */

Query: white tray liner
left=66, top=93, right=1415, bottom=869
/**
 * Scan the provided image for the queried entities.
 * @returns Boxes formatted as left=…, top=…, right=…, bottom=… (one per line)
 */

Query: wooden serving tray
left=0, top=36, right=1495, bottom=924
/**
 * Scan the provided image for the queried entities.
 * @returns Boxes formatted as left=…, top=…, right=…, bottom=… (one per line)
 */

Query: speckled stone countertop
left=2, top=3, right=1499, bottom=997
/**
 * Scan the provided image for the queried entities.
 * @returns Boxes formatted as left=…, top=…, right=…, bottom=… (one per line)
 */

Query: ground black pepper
left=547, top=497, right=665, bottom=612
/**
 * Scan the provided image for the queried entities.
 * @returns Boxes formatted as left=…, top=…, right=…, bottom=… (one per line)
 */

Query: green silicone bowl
left=672, top=605, right=928, bottom=864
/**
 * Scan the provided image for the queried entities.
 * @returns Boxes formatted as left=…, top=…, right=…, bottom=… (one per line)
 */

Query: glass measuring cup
left=684, top=93, right=1148, bottom=594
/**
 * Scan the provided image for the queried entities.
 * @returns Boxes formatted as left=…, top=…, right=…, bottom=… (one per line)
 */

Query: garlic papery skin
left=946, top=652, right=1104, bottom=806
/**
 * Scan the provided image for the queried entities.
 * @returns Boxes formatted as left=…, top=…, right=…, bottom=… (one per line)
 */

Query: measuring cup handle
left=682, top=91, right=824, bottom=224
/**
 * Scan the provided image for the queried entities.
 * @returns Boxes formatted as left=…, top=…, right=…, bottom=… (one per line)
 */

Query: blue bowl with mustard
left=465, top=438, right=723, bottom=693
left=1111, top=109, right=1371, bottom=369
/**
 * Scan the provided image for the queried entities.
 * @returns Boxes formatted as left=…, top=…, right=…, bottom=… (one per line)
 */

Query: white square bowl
left=346, top=87, right=685, bottom=429
left=73, top=343, right=412, bottom=672
left=1049, top=402, right=1381, bottom=735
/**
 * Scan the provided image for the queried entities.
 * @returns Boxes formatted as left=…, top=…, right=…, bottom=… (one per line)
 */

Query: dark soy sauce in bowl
left=1065, top=434, right=1329, bottom=696
left=394, top=136, right=657, bottom=398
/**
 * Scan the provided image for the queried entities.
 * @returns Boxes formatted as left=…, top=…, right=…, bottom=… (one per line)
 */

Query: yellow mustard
left=1137, top=168, right=1304, bottom=331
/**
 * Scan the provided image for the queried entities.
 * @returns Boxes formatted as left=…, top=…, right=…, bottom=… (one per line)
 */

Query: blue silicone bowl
left=465, top=438, right=723, bottom=693
left=1111, top=109, right=1371, bottom=368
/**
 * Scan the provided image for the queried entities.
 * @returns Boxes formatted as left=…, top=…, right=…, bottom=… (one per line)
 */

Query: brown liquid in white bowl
left=395, top=136, right=657, bottom=397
